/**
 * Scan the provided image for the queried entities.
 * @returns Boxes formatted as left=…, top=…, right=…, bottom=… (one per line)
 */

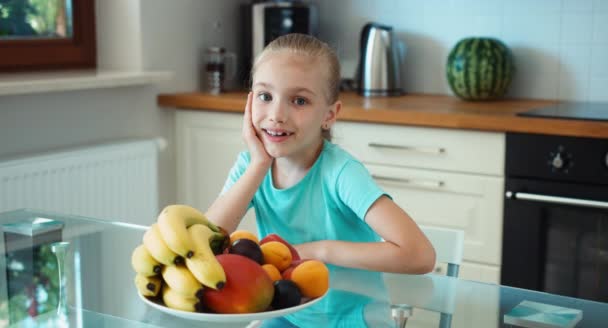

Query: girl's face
left=251, top=51, right=339, bottom=161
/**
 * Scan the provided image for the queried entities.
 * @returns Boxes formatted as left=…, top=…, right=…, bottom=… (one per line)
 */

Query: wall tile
left=558, top=77, right=589, bottom=101
left=509, top=75, right=559, bottom=99
left=449, top=15, right=504, bottom=40
left=315, top=0, right=607, bottom=100
left=561, top=14, right=593, bottom=43
left=593, top=0, right=608, bottom=13
left=423, top=0, right=458, bottom=16
left=563, top=0, right=594, bottom=13
left=504, top=0, right=561, bottom=14
left=592, top=14, right=608, bottom=44
left=590, top=46, right=608, bottom=77
left=588, top=78, right=608, bottom=101
left=512, top=47, right=561, bottom=75
left=502, top=14, right=560, bottom=47
left=559, top=45, right=592, bottom=76
left=448, top=0, right=504, bottom=16
left=422, top=15, right=464, bottom=46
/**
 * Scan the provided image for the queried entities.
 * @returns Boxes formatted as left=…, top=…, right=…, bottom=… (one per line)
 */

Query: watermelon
left=446, top=37, right=514, bottom=101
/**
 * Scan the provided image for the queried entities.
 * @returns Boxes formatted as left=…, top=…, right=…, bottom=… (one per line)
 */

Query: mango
left=202, top=254, right=274, bottom=313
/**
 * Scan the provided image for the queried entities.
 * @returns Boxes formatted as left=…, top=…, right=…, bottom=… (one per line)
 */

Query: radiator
left=0, top=138, right=166, bottom=225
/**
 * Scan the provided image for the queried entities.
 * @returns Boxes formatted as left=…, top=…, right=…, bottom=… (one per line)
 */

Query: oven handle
left=505, top=191, right=608, bottom=209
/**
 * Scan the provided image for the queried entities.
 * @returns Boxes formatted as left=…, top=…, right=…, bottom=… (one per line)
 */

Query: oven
left=501, top=132, right=608, bottom=302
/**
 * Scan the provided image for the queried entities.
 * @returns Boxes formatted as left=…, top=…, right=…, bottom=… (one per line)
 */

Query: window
left=0, top=0, right=96, bottom=71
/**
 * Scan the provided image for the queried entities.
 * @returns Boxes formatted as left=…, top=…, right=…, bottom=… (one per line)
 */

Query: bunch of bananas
left=131, top=204, right=229, bottom=312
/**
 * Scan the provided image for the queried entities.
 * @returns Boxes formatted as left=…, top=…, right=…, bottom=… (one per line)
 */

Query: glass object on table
left=1, top=216, right=65, bottom=325
left=50, top=241, right=70, bottom=326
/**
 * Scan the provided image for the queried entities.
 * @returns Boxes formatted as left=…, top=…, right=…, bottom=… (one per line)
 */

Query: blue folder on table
left=504, top=300, right=582, bottom=328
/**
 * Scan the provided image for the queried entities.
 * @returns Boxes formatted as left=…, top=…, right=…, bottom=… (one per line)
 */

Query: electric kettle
left=357, top=22, right=404, bottom=96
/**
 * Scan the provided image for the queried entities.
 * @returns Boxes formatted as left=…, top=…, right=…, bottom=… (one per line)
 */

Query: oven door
left=502, top=178, right=608, bottom=302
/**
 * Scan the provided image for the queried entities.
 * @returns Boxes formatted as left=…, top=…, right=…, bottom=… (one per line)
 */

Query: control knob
left=548, top=151, right=572, bottom=173
left=552, top=152, right=566, bottom=169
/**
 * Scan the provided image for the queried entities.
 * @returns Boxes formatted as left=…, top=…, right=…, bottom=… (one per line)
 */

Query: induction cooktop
left=518, top=102, right=608, bottom=122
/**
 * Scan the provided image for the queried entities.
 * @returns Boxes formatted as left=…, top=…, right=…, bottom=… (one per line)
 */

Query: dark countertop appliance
left=517, top=101, right=608, bottom=122
left=502, top=103, right=608, bottom=302
left=240, top=1, right=318, bottom=86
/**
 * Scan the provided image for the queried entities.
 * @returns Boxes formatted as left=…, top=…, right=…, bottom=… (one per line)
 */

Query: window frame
left=0, top=0, right=96, bottom=72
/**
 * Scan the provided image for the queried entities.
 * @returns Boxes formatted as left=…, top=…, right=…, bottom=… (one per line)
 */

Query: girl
left=206, top=34, right=435, bottom=327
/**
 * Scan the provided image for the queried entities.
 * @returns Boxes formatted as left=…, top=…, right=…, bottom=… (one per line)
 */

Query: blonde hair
left=250, top=33, right=340, bottom=140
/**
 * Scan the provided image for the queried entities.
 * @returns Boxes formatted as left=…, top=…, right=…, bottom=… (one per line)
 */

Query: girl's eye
left=293, top=97, right=308, bottom=106
left=258, top=93, right=272, bottom=102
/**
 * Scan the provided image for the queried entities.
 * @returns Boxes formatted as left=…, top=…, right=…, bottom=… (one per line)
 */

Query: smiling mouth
left=263, top=129, right=294, bottom=137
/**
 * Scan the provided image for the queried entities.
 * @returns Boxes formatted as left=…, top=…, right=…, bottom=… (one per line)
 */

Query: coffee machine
left=240, top=1, right=319, bottom=86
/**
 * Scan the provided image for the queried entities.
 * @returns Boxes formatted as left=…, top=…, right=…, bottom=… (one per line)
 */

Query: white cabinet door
left=459, top=261, right=501, bottom=284
left=176, top=111, right=257, bottom=233
left=364, top=163, right=504, bottom=266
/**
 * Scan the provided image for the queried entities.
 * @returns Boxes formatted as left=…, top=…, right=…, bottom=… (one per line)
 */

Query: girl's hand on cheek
left=242, top=92, right=272, bottom=168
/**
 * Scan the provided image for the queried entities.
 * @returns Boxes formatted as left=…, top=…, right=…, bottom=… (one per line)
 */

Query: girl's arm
left=206, top=92, right=272, bottom=233
left=295, top=196, right=436, bottom=274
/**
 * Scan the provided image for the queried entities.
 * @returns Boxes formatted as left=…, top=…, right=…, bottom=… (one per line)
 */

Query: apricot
left=261, top=264, right=282, bottom=282
left=230, top=230, right=259, bottom=245
left=287, top=260, right=329, bottom=298
left=260, top=233, right=301, bottom=261
left=260, top=241, right=292, bottom=271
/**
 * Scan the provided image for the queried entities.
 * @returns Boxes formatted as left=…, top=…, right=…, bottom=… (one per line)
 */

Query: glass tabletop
left=1, top=208, right=607, bottom=328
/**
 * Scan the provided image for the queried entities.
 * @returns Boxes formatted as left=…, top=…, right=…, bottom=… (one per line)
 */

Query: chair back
left=419, top=225, right=464, bottom=277
left=386, top=225, right=465, bottom=328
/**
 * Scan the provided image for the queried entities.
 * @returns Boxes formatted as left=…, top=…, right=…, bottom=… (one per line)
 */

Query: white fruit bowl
left=138, top=291, right=326, bottom=323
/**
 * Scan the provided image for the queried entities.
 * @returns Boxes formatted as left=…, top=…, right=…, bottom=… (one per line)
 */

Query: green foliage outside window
left=0, top=0, right=73, bottom=38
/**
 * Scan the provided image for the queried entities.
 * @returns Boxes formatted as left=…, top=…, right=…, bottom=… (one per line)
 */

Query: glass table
left=1, top=209, right=606, bottom=328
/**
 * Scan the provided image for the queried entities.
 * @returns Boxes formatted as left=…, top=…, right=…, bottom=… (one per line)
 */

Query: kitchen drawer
left=365, top=163, right=504, bottom=265
left=333, top=122, right=505, bottom=176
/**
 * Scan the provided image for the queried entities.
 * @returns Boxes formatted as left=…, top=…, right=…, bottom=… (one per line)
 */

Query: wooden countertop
left=158, top=91, right=608, bottom=139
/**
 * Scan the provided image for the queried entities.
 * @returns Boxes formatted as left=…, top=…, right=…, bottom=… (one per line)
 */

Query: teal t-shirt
left=222, top=140, right=393, bottom=327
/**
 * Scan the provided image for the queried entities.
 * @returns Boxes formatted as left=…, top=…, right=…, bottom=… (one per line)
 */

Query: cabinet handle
left=368, top=142, right=446, bottom=155
left=372, top=175, right=445, bottom=189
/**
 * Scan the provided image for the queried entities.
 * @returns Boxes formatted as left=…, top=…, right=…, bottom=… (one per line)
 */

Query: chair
left=385, top=225, right=465, bottom=328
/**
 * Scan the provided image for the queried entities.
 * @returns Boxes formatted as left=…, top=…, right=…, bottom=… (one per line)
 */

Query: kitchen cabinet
left=333, top=122, right=504, bottom=284
left=176, top=110, right=257, bottom=233
left=177, top=110, right=504, bottom=284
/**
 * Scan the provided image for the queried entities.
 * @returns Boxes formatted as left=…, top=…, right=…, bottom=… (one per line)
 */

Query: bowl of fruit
left=132, top=205, right=329, bottom=322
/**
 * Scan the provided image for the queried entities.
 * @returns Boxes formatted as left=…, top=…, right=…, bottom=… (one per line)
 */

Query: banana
left=162, top=286, right=205, bottom=312
left=131, top=244, right=162, bottom=276
left=143, top=223, right=184, bottom=266
left=134, top=274, right=162, bottom=297
left=185, top=224, right=226, bottom=290
left=157, top=204, right=221, bottom=258
left=162, top=265, right=204, bottom=298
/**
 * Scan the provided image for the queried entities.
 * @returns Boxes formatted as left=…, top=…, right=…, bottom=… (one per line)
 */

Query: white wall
left=317, top=0, right=608, bottom=102
left=0, top=0, right=247, bottom=219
